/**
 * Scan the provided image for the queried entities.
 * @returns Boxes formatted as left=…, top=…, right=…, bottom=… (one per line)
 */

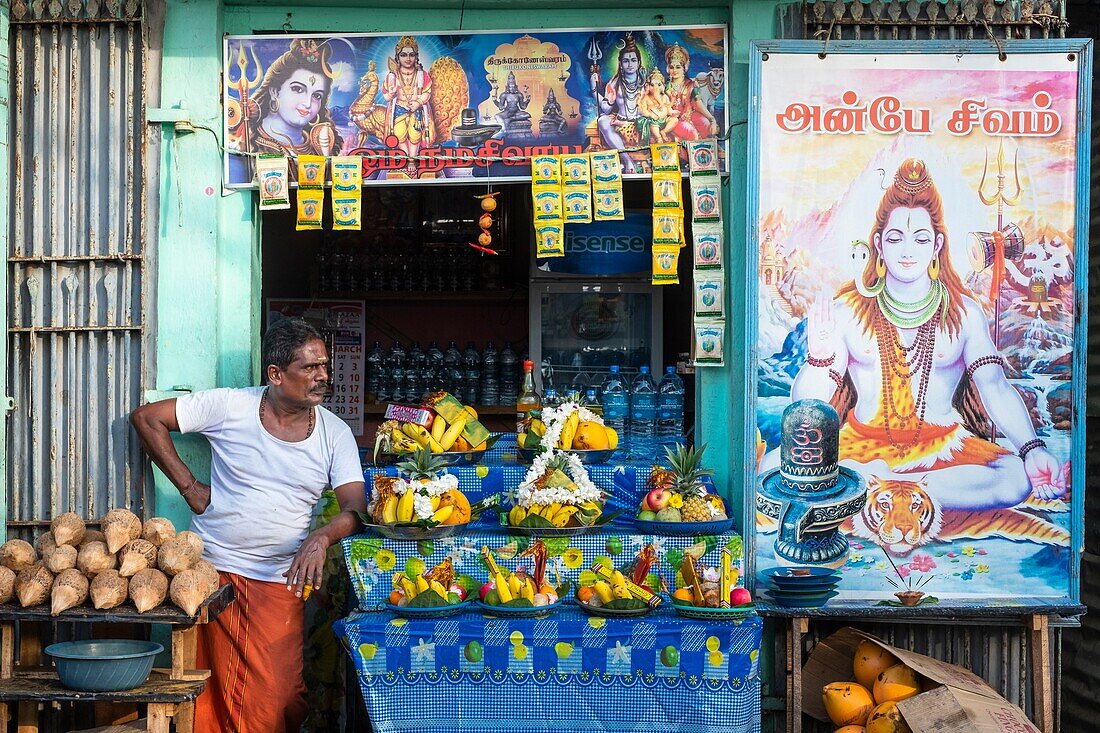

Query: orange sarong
left=195, top=571, right=308, bottom=733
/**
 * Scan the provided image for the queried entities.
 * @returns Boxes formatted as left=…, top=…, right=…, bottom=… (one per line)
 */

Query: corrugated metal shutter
left=6, top=1, right=148, bottom=537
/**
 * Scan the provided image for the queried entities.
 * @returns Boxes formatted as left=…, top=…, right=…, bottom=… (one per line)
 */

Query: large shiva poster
left=748, top=42, right=1090, bottom=607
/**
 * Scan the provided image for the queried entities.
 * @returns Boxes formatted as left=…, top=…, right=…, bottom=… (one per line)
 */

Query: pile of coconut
left=0, top=509, right=220, bottom=617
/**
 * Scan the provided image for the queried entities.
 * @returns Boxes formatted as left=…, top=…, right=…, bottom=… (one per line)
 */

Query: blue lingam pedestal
left=757, top=399, right=867, bottom=568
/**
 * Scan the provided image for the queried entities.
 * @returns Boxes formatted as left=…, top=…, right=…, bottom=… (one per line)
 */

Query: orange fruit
left=572, top=421, right=610, bottom=450
left=672, top=588, right=694, bottom=604
left=853, top=640, right=899, bottom=690
left=437, top=489, right=471, bottom=524
left=539, top=584, right=556, bottom=597
left=576, top=586, right=596, bottom=603
left=873, top=664, right=920, bottom=705
left=822, top=682, right=874, bottom=727
left=388, top=589, right=404, bottom=605
left=865, top=701, right=912, bottom=733
left=453, top=436, right=471, bottom=451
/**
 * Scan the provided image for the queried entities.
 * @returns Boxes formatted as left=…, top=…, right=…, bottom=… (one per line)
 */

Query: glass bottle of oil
left=516, top=360, right=541, bottom=436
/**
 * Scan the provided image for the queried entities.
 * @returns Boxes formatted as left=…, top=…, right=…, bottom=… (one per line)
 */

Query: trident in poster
left=227, top=43, right=262, bottom=153
left=971, top=140, right=1024, bottom=340
left=586, top=36, right=603, bottom=113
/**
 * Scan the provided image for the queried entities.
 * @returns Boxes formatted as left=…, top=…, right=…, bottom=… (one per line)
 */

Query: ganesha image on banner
left=761, top=158, right=1070, bottom=557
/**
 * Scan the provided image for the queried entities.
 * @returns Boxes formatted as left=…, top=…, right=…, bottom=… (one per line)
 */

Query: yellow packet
left=331, top=156, right=362, bottom=191
left=652, top=170, right=683, bottom=209
left=564, top=189, right=592, bottom=223
left=562, top=153, right=591, bottom=186
left=650, top=142, right=680, bottom=173
left=653, top=210, right=683, bottom=245
left=652, top=243, right=680, bottom=285
left=296, top=190, right=324, bottom=230
left=590, top=151, right=622, bottom=183
left=594, top=186, right=624, bottom=221
left=332, top=194, right=361, bottom=231
left=535, top=223, right=565, bottom=258
left=532, top=155, right=563, bottom=187
left=531, top=184, right=563, bottom=223
left=297, top=155, right=326, bottom=189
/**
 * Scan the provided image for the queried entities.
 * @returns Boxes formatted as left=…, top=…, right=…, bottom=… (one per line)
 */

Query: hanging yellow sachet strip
left=296, top=155, right=326, bottom=231
left=331, top=156, right=363, bottom=231
left=590, top=151, right=624, bottom=221
left=532, top=155, right=565, bottom=257
left=561, top=153, right=592, bottom=224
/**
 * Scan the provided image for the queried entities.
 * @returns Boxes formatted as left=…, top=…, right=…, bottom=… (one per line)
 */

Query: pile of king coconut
left=0, top=509, right=220, bottom=617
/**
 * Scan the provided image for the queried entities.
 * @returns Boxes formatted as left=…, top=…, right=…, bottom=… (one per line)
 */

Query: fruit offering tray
left=362, top=443, right=685, bottom=533
left=335, top=605, right=762, bottom=733
left=342, top=531, right=744, bottom=612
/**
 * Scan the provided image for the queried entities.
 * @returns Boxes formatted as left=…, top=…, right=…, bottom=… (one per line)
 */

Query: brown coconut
left=50, top=512, right=86, bottom=547
left=51, top=568, right=89, bottom=616
left=158, top=531, right=203, bottom=576
left=89, top=569, right=129, bottom=610
left=44, top=544, right=78, bottom=574
left=0, top=566, right=15, bottom=604
left=130, top=568, right=168, bottom=613
left=0, top=539, right=37, bottom=572
left=76, top=541, right=117, bottom=578
left=79, top=529, right=106, bottom=547
left=118, top=539, right=158, bottom=578
left=141, top=517, right=177, bottom=548
left=16, top=565, right=53, bottom=607
left=34, top=532, right=58, bottom=558
left=101, top=509, right=142, bottom=554
left=193, top=560, right=221, bottom=594
left=170, top=568, right=212, bottom=616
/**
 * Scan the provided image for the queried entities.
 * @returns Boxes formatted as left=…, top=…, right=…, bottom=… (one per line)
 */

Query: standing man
left=130, top=317, right=365, bottom=733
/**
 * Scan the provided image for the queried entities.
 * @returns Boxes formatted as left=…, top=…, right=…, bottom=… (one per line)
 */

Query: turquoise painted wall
left=155, top=0, right=785, bottom=530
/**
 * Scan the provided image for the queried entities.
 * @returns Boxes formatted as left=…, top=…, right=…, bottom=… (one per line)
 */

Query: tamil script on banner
left=224, top=25, right=727, bottom=187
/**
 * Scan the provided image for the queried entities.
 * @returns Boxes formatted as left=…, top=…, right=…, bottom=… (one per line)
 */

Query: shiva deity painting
left=748, top=44, right=1090, bottom=605
left=224, top=26, right=726, bottom=186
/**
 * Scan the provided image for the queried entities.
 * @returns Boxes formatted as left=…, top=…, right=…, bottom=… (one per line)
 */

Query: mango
left=873, top=664, right=920, bottom=705
left=822, top=682, right=875, bottom=727
left=853, top=640, right=899, bottom=690
left=865, top=701, right=912, bottom=733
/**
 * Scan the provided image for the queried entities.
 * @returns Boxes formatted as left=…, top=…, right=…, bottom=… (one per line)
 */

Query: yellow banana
left=396, top=490, right=415, bottom=522
left=431, top=495, right=441, bottom=511
left=432, top=505, right=454, bottom=524
left=430, top=580, right=448, bottom=599
left=605, top=426, right=619, bottom=450
left=508, top=505, right=527, bottom=526
left=431, top=415, right=447, bottom=443
left=613, top=585, right=632, bottom=600
left=400, top=576, right=417, bottom=600
left=527, top=505, right=542, bottom=518
left=404, top=423, right=445, bottom=453
left=559, top=411, right=581, bottom=449
left=495, top=572, right=513, bottom=603
left=439, top=414, right=468, bottom=451
left=382, top=495, right=399, bottom=524
left=415, top=573, right=430, bottom=594
left=508, top=574, right=522, bottom=598
left=551, top=506, right=579, bottom=528
left=546, top=502, right=562, bottom=519
left=521, top=577, right=534, bottom=602
left=611, top=570, right=627, bottom=587
left=593, top=581, right=614, bottom=604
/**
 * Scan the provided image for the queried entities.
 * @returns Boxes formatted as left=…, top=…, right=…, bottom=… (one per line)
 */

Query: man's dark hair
left=262, top=317, right=324, bottom=374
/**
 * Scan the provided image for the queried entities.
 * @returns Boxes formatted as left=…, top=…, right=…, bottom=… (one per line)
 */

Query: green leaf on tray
left=518, top=514, right=555, bottom=529
left=406, top=591, right=450, bottom=608
left=555, top=580, right=572, bottom=598
left=455, top=574, right=480, bottom=595
left=502, top=598, right=535, bottom=609
left=601, top=598, right=648, bottom=611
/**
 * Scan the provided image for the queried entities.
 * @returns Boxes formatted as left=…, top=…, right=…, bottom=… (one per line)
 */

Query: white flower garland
left=517, top=449, right=602, bottom=508
left=537, top=401, right=603, bottom=453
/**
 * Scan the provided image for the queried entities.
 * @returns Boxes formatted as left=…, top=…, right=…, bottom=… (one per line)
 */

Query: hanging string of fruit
left=470, top=191, right=500, bottom=255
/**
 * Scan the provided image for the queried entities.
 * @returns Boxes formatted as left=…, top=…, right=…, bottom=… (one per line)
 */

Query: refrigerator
left=529, top=211, right=663, bottom=395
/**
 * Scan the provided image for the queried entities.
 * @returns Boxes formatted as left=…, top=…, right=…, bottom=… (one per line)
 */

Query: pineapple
left=662, top=444, right=724, bottom=522
left=396, top=448, right=448, bottom=483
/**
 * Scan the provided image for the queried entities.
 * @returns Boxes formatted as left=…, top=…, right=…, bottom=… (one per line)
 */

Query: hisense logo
left=565, top=232, right=647, bottom=254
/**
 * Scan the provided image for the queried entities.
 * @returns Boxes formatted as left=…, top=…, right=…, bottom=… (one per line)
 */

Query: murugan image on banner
left=750, top=49, right=1086, bottom=604
left=223, top=26, right=727, bottom=187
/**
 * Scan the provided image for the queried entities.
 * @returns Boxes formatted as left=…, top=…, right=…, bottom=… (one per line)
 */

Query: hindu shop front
left=144, top=1, right=1090, bottom=732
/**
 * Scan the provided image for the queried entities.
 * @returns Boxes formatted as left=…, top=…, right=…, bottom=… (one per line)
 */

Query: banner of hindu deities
left=747, top=42, right=1092, bottom=607
left=223, top=26, right=727, bottom=187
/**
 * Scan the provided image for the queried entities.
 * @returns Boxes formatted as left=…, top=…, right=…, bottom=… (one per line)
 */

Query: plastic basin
left=45, top=640, right=163, bottom=692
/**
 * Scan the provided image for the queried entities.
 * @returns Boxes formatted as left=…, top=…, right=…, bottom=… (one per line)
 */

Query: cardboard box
left=802, top=627, right=1040, bottom=733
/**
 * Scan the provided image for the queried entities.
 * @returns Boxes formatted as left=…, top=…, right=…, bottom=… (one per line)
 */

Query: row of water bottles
left=366, top=339, right=519, bottom=406
left=596, top=365, right=685, bottom=440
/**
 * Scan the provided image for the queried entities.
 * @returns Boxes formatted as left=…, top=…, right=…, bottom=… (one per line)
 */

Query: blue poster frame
left=743, top=39, right=1092, bottom=610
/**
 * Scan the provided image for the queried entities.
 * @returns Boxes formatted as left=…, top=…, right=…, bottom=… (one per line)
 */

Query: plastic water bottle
left=544, top=387, right=560, bottom=409
left=599, top=366, right=629, bottom=435
left=584, top=387, right=603, bottom=417
left=406, top=341, right=425, bottom=403
left=630, top=366, right=658, bottom=438
left=658, top=366, right=685, bottom=438
left=426, top=341, right=445, bottom=393
left=463, top=341, right=481, bottom=405
left=444, top=341, right=462, bottom=395
left=499, top=341, right=518, bottom=406
left=481, top=341, right=499, bottom=406
left=386, top=341, right=406, bottom=403
left=367, top=340, right=385, bottom=403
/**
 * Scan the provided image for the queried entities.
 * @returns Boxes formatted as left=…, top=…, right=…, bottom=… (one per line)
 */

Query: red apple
left=730, top=587, right=752, bottom=606
left=479, top=582, right=495, bottom=601
left=646, top=487, right=671, bottom=511
left=450, top=584, right=467, bottom=601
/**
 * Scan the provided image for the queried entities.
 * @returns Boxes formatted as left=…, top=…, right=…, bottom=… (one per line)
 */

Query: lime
left=485, top=589, right=500, bottom=606
left=660, top=645, right=679, bottom=667
left=464, top=641, right=483, bottom=663
left=605, top=536, right=623, bottom=555
left=404, top=557, right=425, bottom=577
left=417, top=540, right=435, bottom=557
left=554, top=642, right=574, bottom=659
left=359, top=643, right=378, bottom=661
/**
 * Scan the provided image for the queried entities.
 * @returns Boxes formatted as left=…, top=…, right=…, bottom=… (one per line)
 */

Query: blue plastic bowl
left=45, top=640, right=163, bottom=692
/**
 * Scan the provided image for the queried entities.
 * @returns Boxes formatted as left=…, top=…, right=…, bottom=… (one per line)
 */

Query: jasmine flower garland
left=517, top=449, right=601, bottom=509
left=390, top=473, right=460, bottom=521
left=538, top=401, right=603, bottom=453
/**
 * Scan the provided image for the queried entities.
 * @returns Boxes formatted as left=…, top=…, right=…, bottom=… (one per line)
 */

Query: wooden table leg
left=1029, top=614, right=1053, bottom=733
left=146, top=703, right=170, bottom=733
left=1, top=621, right=14, bottom=733
left=787, top=617, right=808, bottom=733
left=17, top=622, right=40, bottom=733
left=171, top=626, right=198, bottom=680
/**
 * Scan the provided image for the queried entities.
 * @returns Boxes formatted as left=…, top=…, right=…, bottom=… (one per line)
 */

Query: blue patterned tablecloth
left=335, top=607, right=762, bottom=733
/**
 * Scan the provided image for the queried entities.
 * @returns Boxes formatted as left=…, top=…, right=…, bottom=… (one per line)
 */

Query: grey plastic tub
left=45, top=639, right=163, bottom=692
